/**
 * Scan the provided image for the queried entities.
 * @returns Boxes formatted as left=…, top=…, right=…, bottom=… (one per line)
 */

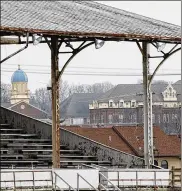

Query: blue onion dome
left=11, top=65, right=28, bottom=83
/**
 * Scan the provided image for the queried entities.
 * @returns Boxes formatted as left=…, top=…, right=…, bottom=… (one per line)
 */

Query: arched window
left=161, top=160, right=168, bottom=169
left=165, top=92, right=168, bottom=98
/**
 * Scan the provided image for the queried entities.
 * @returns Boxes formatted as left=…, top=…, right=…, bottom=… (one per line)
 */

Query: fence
left=99, top=168, right=181, bottom=189
left=0, top=168, right=99, bottom=190
left=171, top=166, right=181, bottom=188
left=0, top=167, right=181, bottom=190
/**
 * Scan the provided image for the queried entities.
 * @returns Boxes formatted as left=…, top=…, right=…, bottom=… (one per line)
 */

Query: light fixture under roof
left=156, top=42, right=166, bottom=52
left=65, top=41, right=73, bottom=49
left=95, top=38, right=105, bottom=49
left=32, top=34, right=42, bottom=45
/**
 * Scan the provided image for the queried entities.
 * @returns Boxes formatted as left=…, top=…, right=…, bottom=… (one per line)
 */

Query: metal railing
left=77, top=173, right=99, bottom=191
left=99, top=172, right=121, bottom=191
left=0, top=170, right=53, bottom=190
left=54, top=172, right=76, bottom=191
left=1, top=169, right=100, bottom=191
left=99, top=169, right=172, bottom=189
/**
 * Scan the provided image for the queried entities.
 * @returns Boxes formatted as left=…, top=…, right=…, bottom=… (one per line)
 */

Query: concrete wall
left=0, top=106, right=52, bottom=140
left=60, top=128, right=144, bottom=167
left=0, top=106, right=144, bottom=167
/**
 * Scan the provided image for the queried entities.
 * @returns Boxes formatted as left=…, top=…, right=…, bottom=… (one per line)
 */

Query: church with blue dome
left=10, top=65, right=30, bottom=104
left=11, top=65, right=28, bottom=83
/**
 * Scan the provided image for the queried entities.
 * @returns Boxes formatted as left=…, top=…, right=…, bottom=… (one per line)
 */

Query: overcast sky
left=1, top=1, right=181, bottom=92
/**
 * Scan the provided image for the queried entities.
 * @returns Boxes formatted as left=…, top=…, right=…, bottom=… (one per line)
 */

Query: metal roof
left=0, top=1, right=181, bottom=43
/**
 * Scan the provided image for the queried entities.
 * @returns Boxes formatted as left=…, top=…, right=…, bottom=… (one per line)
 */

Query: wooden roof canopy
left=0, top=1, right=181, bottom=44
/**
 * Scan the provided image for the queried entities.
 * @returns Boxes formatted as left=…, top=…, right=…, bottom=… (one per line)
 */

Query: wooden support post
left=51, top=36, right=60, bottom=168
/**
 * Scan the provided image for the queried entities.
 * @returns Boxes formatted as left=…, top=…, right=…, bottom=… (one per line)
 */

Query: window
left=119, top=114, right=123, bottom=123
left=166, top=114, right=169, bottom=123
left=133, top=114, right=136, bottom=123
left=161, top=160, right=168, bottom=169
left=173, top=92, right=175, bottom=98
left=131, top=102, right=135, bottom=107
left=165, top=92, right=168, bottom=98
left=119, top=102, right=124, bottom=107
left=93, top=114, right=96, bottom=124
left=108, top=114, right=113, bottom=124
left=174, top=104, right=177, bottom=107
left=158, top=115, right=161, bottom=123
left=101, top=114, right=104, bottom=123
left=109, top=102, right=113, bottom=107
left=163, top=114, right=166, bottom=123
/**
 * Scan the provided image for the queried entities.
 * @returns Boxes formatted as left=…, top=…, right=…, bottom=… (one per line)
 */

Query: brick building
left=89, top=82, right=181, bottom=134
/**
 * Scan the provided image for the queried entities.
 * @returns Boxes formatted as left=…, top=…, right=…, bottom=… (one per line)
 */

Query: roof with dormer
left=97, top=81, right=181, bottom=103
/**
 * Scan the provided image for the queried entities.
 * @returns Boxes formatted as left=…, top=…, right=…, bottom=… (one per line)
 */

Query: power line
left=1, top=64, right=180, bottom=71
left=1, top=70, right=181, bottom=76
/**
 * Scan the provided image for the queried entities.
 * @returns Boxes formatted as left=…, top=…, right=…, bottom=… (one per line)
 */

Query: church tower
left=11, top=65, right=30, bottom=104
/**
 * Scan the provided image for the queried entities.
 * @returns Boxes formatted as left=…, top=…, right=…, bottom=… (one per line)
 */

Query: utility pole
left=51, top=36, right=60, bottom=168
left=142, top=42, right=154, bottom=168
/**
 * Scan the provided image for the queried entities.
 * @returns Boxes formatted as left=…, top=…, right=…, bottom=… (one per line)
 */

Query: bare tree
left=1, top=83, right=11, bottom=103
left=137, top=79, right=168, bottom=84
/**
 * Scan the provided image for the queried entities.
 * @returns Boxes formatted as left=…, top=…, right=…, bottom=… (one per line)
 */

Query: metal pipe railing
left=77, top=173, right=99, bottom=191
left=54, top=172, right=76, bottom=191
left=99, top=172, right=121, bottom=191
